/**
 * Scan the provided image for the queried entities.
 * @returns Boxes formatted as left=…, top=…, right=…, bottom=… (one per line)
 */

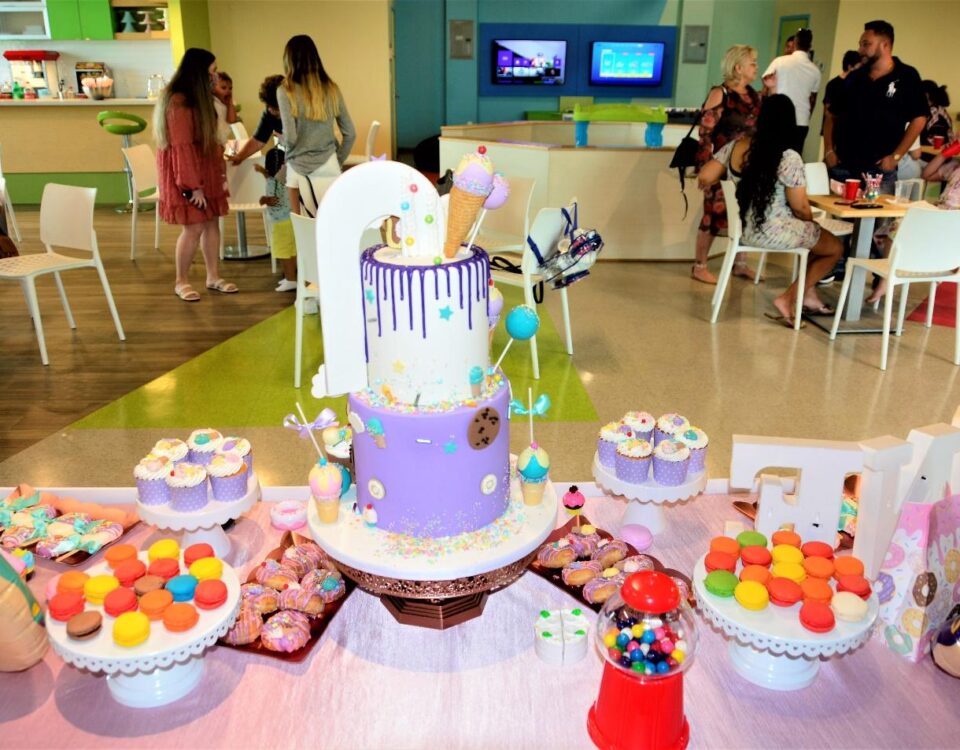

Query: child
left=212, top=71, right=238, bottom=145
left=257, top=147, right=298, bottom=292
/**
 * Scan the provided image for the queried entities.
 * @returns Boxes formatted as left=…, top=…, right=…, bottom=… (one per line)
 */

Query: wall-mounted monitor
left=492, top=39, right=567, bottom=86
left=590, top=41, right=665, bottom=86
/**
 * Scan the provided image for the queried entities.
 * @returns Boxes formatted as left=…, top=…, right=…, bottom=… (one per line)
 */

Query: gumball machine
left=588, top=571, right=698, bottom=750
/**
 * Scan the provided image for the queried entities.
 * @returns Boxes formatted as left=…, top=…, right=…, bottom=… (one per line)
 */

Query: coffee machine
left=3, top=50, right=61, bottom=97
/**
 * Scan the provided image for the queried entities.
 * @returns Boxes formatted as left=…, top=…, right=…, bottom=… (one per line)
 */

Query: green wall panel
left=6, top=173, right=129, bottom=205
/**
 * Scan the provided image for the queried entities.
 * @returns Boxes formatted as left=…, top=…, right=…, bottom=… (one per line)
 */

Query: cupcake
left=206, top=451, right=249, bottom=501
left=614, top=438, right=653, bottom=484
left=187, top=429, right=222, bottom=465
left=166, top=463, right=209, bottom=512
left=621, top=411, right=655, bottom=442
left=321, top=426, right=352, bottom=461
left=675, top=426, right=708, bottom=473
left=597, top=421, right=628, bottom=468
left=152, top=438, right=189, bottom=465
left=654, top=414, right=689, bottom=446
left=217, top=437, right=252, bottom=471
left=135, top=454, right=171, bottom=506
left=652, top=440, right=690, bottom=486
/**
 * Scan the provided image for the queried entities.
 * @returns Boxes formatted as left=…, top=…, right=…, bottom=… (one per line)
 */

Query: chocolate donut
left=913, top=572, right=938, bottom=607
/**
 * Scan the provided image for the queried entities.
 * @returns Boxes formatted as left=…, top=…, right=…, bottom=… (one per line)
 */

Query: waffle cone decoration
left=443, top=187, right=488, bottom=258
left=0, top=556, right=48, bottom=672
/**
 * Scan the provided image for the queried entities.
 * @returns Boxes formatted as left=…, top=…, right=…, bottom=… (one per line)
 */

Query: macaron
left=104, top=543, right=137, bottom=569
left=189, top=556, right=223, bottom=582
left=194, top=579, right=228, bottom=610
left=801, top=577, right=834, bottom=605
left=771, top=561, right=806, bottom=583
left=767, top=577, right=803, bottom=607
left=771, top=544, right=804, bottom=565
left=113, top=558, right=147, bottom=588
left=771, top=529, right=801, bottom=548
left=837, top=574, right=871, bottom=600
left=799, top=600, right=835, bottom=633
left=709, top=536, right=740, bottom=557
left=833, top=556, right=864, bottom=580
left=83, top=574, right=120, bottom=606
left=741, top=546, right=773, bottom=568
left=66, top=611, right=102, bottom=640
left=163, top=602, right=200, bottom=633
left=113, top=611, right=150, bottom=647
left=802, top=556, right=835, bottom=580
left=704, top=570, right=739, bottom=597
left=148, top=538, right=180, bottom=563
left=166, top=574, right=199, bottom=602
left=57, top=571, right=89, bottom=597
left=104, top=587, right=139, bottom=617
left=740, top=564, right=771, bottom=586
left=736, top=530, right=767, bottom=548
left=832, top=591, right=869, bottom=622
left=134, top=575, right=166, bottom=597
left=147, top=557, right=180, bottom=581
left=734, top=580, right=769, bottom=611
left=139, top=589, right=174, bottom=621
left=184, top=543, right=215, bottom=567
left=49, top=592, right=85, bottom=622
left=801, top=541, right=834, bottom=560
left=704, top=551, right=737, bottom=573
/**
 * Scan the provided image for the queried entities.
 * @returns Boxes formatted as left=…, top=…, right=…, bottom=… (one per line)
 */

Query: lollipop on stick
left=491, top=304, right=540, bottom=373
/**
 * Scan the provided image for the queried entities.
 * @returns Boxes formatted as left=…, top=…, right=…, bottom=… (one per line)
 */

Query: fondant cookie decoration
left=480, top=474, right=498, bottom=495
left=913, top=572, right=937, bottom=607
left=368, top=479, right=385, bottom=500
left=469, top=407, right=501, bottom=450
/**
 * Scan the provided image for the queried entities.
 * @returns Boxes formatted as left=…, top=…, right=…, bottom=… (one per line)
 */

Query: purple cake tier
left=349, top=385, right=511, bottom=537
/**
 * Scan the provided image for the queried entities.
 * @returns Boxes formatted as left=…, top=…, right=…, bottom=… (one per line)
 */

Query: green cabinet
left=48, top=1, right=114, bottom=40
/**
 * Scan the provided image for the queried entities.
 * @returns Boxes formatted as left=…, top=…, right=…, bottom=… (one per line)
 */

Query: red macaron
left=705, top=551, right=738, bottom=573
left=113, top=558, right=147, bottom=588
left=799, top=600, right=836, bottom=633
left=148, top=557, right=180, bottom=582
left=767, top=577, right=803, bottom=607
left=741, top=546, right=773, bottom=568
left=837, top=574, right=872, bottom=600
left=194, top=579, right=228, bottom=610
left=104, top=587, right=139, bottom=617
left=48, top=592, right=85, bottom=622
left=184, top=543, right=215, bottom=567
left=801, top=541, right=834, bottom=560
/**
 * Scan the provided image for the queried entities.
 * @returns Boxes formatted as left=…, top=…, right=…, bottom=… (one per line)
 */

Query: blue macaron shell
left=166, top=574, right=198, bottom=602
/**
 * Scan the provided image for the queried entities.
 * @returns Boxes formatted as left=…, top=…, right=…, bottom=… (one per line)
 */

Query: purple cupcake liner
left=653, top=427, right=672, bottom=446
left=653, top=456, right=689, bottom=486
left=189, top=449, right=216, bottom=466
left=242, top=452, right=253, bottom=472
left=136, top=478, right=170, bottom=506
left=211, top=471, right=249, bottom=502
left=688, top=447, right=706, bottom=473
left=597, top=439, right=618, bottom=468
left=615, top=453, right=651, bottom=484
left=170, top=481, right=210, bottom=512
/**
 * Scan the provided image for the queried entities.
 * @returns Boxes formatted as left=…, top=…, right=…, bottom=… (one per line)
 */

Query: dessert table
left=1, top=487, right=956, bottom=749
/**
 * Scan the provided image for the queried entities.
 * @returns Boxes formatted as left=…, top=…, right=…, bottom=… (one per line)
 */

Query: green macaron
left=737, top=530, right=767, bottom=548
left=704, top=570, right=739, bottom=597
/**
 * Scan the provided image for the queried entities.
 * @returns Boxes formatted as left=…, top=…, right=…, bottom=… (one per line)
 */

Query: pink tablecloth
left=2, top=491, right=957, bottom=749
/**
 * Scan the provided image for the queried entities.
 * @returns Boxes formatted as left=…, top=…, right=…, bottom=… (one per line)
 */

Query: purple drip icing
left=389, top=267, right=398, bottom=331
left=418, top=269, right=427, bottom=338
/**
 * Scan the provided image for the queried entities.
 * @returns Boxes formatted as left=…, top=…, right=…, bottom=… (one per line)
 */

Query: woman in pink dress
left=154, top=47, right=236, bottom=301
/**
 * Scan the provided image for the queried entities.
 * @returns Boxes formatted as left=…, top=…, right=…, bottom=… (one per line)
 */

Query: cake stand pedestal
left=136, top=473, right=261, bottom=560
left=47, top=553, right=241, bottom=708
left=692, top=557, right=878, bottom=691
left=307, top=469, right=558, bottom=629
left=592, top=453, right=706, bottom=535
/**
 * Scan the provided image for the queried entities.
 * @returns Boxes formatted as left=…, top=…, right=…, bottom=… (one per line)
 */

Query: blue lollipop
left=493, top=305, right=540, bottom=372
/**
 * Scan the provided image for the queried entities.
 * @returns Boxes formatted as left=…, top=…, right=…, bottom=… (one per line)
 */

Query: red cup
left=844, top=179, right=860, bottom=201
left=933, top=135, right=946, bottom=149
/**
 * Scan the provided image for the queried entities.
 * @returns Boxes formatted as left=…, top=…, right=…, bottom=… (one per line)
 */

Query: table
left=223, top=156, right=270, bottom=261
left=807, top=194, right=910, bottom=333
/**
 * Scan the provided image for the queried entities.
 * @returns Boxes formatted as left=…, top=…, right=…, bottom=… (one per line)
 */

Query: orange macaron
left=194, top=579, right=228, bottom=610
left=801, top=577, right=834, bottom=605
left=833, top=556, right=865, bottom=581
left=104, top=587, right=139, bottom=617
left=163, top=602, right=199, bottom=633
left=104, top=544, right=138, bottom=570
left=709, top=536, right=741, bottom=558
left=57, top=571, right=90, bottom=597
left=837, top=574, right=871, bottom=600
left=800, top=541, right=834, bottom=560
left=705, top=551, right=738, bottom=573
left=139, top=589, right=174, bottom=621
left=740, top=564, right=771, bottom=586
left=741, top=546, right=773, bottom=568
left=802, top=556, right=835, bottom=580
left=771, top=530, right=801, bottom=548
left=799, top=600, right=836, bottom=633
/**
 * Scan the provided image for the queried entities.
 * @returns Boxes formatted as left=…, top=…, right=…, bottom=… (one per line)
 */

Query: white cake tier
left=361, top=245, right=491, bottom=405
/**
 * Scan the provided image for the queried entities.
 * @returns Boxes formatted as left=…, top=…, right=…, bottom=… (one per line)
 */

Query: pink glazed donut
left=270, top=500, right=307, bottom=531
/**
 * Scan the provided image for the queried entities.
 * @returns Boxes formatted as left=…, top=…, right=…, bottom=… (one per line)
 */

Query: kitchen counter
left=0, top=98, right=154, bottom=106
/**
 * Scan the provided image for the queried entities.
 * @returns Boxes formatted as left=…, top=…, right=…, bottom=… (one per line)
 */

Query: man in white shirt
left=762, top=28, right=822, bottom=154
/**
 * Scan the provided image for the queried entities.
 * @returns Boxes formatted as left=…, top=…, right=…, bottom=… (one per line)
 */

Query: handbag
left=668, top=90, right=720, bottom=219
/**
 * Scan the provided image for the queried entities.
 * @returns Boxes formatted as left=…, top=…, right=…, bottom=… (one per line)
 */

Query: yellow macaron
left=113, top=611, right=151, bottom=648
left=83, top=574, right=120, bottom=606
left=734, top=580, right=769, bottom=611
left=148, top=538, right=181, bottom=563
left=188, top=556, right=223, bottom=581
left=771, top=544, right=804, bottom=565
left=772, top=561, right=807, bottom=583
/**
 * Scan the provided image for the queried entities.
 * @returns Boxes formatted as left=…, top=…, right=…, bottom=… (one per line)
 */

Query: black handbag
left=668, top=91, right=716, bottom=219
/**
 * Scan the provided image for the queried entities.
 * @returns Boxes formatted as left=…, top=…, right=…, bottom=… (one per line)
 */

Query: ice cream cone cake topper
left=443, top=147, right=494, bottom=258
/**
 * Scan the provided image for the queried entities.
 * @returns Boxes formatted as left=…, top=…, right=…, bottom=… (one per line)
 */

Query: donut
left=221, top=604, right=262, bottom=646
left=270, top=501, right=307, bottom=531
left=944, top=549, right=960, bottom=585
left=254, top=559, right=299, bottom=591
left=884, top=624, right=913, bottom=656
left=616, top=555, right=656, bottom=574
left=561, top=560, right=602, bottom=587
left=883, top=542, right=906, bottom=570
left=536, top=541, right=577, bottom=569
left=912, top=572, right=938, bottom=607
left=260, top=610, right=311, bottom=652
left=901, top=607, right=928, bottom=638
left=582, top=575, right=621, bottom=605
left=291, top=542, right=326, bottom=569
left=875, top=572, right=896, bottom=604
left=279, top=587, right=325, bottom=616
left=240, top=582, right=280, bottom=615
left=592, top=539, right=629, bottom=569
left=564, top=531, right=600, bottom=559
left=305, top=571, right=345, bottom=603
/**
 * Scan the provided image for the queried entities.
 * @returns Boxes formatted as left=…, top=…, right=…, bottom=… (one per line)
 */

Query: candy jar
left=588, top=571, right=698, bottom=750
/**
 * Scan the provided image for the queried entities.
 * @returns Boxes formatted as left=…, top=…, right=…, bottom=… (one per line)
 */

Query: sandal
left=174, top=284, right=201, bottom=302
left=206, top=279, right=238, bottom=294
left=801, top=304, right=835, bottom=316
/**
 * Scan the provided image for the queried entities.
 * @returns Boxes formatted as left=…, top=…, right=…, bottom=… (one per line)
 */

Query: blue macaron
left=165, top=574, right=199, bottom=602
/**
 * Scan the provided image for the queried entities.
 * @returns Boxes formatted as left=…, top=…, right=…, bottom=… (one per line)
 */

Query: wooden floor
left=0, top=206, right=291, bottom=461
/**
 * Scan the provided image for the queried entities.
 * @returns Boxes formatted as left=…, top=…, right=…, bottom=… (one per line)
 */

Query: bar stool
left=97, top=110, right=149, bottom=213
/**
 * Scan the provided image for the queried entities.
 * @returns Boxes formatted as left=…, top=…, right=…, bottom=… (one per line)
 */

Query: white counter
left=0, top=98, right=154, bottom=106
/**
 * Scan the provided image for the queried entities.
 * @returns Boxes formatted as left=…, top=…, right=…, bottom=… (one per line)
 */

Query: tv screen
left=493, top=39, right=566, bottom=86
left=590, top=41, right=665, bottom=86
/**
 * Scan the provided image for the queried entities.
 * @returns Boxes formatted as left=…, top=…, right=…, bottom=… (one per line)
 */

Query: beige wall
left=207, top=0, right=393, bottom=159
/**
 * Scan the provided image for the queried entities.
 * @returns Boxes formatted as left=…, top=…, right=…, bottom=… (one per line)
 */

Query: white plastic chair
left=230, top=122, right=249, bottom=141
left=290, top=213, right=321, bottom=388
left=121, top=144, right=160, bottom=260
left=474, top=176, right=536, bottom=254
left=343, top=120, right=381, bottom=167
left=0, top=144, right=22, bottom=243
left=0, top=184, right=125, bottom=365
left=220, top=151, right=269, bottom=260
left=711, top=181, right=809, bottom=330
left=830, top=206, right=960, bottom=370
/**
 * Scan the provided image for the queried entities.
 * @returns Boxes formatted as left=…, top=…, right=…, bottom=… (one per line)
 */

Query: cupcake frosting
left=654, top=440, right=691, bottom=462
left=518, top=443, right=550, bottom=481
left=187, top=429, right=222, bottom=453
left=134, top=453, right=171, bottom=481
left=152, top=438, right=189, bottom=462
left=616, top=438, right=653, bottom=459
left=206, top=451, right=246, bottom=478
left=622, top=411, right=656, bottom=433
left=656, top=413, right=689, bottom=435
left=166, top=463, right=207, bottom=488
left=217, top=437, right=250, bottom=458
left=676, top=427, right=709, bottom=450
left=599, top=421, right=628, bottom=442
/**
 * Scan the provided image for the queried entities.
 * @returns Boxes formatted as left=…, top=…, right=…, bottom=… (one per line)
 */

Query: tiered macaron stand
left=692, top=556, right=878, bottom=690
left=136, top=473, right=261, bottom=559
left=592, top=453, right=707, bottom=535
left=46, top=553, right=242, bottom=708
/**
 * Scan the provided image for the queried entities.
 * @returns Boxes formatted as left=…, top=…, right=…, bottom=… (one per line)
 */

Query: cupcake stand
left=46, top=553, right=242, bottom=708
left=592, top=453, right=706, bottom=535
left=136, top=473, right=261, bottom=560
left=692, top=556, right=878, bottom=690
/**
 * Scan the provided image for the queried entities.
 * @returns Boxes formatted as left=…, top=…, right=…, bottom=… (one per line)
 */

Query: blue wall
left=395, top=0, right=446, bottom=148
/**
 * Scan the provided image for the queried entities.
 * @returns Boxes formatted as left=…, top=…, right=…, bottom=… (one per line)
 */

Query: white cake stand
left=136, top=472, right=261, bottom=559
left=592, top=453, right=706, bottom=535
left=47, top=552, right=241, bottom=708
left=692, top=557, right=878, bottom=691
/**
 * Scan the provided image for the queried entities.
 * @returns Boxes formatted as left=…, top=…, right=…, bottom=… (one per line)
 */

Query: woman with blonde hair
left=278, top=35, right=356, bottom=217
left=691, top=44, right=762, bottom=285
left=155, top=47, right=236, bottom=301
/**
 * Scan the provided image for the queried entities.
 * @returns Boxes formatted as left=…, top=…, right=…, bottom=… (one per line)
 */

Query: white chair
left=290, top=213, right=321, bottom=388
left=220, top=151, right=270, bottom=260
left=830, top=206, right=960, bottom=371
left=0, top=184, right=125, bottom=365
left=474, top=176, right=536, bottom=254
left=711, top=180, right=809, bottom=330
left=120, top=144, right=160, bottom=260
left=343, top=120, right=381, bottom=167
left=230, top=122, right=249, bottom=141
left=0, top=144, right=22, bottom=243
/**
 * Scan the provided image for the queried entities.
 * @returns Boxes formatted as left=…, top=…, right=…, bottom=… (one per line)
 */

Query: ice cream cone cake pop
left=444, top=147, right=494, bottom=258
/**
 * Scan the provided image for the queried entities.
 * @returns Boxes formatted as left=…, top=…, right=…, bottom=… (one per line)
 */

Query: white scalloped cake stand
left=692, top=557, right=878, bottom=691
left=46, top=552, right=241, bottom=708
left=136, top=472, right=261, bottom=559
left=592, top=453, right=706, bottom=535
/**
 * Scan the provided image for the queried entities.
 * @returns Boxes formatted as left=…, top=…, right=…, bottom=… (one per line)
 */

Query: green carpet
left=72, top=286, right=596, bottom=430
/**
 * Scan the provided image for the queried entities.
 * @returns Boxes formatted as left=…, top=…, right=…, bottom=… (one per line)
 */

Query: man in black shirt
left=823, top=20, right=927, bottom=193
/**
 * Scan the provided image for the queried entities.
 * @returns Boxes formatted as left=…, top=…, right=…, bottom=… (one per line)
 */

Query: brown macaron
left=134, top=575, right=166, bottom=597
left=66, top=611, right=103, bottom=640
